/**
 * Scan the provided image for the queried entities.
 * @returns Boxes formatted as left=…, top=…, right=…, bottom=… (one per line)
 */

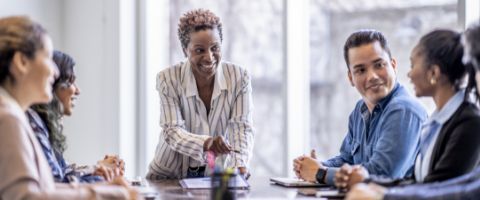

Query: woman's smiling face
left=55, top=79, right=80, bottom=116
left=184, top=28, right=222, bottom=79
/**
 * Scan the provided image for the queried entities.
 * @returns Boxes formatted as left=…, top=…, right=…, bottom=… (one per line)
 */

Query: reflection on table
left=141, top=176, right=343, bottom=199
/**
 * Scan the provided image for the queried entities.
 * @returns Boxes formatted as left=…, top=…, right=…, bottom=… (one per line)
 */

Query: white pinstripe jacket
left=147, top=61, right=254, bottom=179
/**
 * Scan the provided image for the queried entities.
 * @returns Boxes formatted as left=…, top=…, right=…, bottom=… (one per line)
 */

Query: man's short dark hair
left=343, top=29, right=392, bottom=69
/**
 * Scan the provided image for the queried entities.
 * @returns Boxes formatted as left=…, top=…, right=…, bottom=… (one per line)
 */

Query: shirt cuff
left=324, top=167, right=339, bottom=186
left=232, top=153, right=247, bottom=168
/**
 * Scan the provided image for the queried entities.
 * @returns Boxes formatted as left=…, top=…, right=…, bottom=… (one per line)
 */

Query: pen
left=224, top=136, right=240, bottom=154
left=231, top=150, right=241, bottom=153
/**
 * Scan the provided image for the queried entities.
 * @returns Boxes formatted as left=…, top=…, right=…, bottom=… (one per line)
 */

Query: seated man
left=346, top=22, right=480, bottom=200
left=294, top=29, right=427, bottom=186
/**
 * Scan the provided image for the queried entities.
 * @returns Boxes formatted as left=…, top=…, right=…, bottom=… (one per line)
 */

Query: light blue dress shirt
left=415, top=90, right=465, bottom=182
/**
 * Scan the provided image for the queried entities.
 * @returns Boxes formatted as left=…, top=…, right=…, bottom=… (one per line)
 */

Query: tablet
left=269, top=177, right=328, bottom=187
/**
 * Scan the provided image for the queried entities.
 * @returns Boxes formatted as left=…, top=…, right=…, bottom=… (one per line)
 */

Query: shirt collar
left=183, top=61, right=227, bottom=98
left=0, top=87, right=28, bottom=122
left=427, top=89, right=465, bottom=125
left=361, top=82, right=400, bottom=113
left=377, top=82, right=400, bottom=110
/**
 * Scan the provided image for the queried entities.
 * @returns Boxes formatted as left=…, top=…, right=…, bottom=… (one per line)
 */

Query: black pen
left=225, top=139, right=241, bottom=153
left=231, top=149, right=241, bottom=153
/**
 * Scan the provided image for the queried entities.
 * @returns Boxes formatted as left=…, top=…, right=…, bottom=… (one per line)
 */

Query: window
left=140, top=0, right=467, bottom=177
left=309, top=0, right=459, bottom=160
left=142, top=0, right=287, bottom=177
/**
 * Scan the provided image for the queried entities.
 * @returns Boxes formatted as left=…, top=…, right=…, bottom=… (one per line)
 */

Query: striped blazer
left=147, top=61, right=254, bottom=179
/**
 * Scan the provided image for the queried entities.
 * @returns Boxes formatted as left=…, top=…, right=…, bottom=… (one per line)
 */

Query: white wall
left=137, top=0, right=168, bottom=177
left=62, top=0, right=118, bottom=170
left=62, top=0, right=137, bottom=177
left=0, top=0, right=63, bottom=49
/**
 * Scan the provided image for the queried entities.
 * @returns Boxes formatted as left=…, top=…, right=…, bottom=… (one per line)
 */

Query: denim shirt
left=322, top=83, right=427, bottom=185
left=26, top=109, right=103, bottom=183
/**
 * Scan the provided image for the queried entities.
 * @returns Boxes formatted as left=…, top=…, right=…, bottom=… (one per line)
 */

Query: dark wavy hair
left=31, top=50, right=76, bottom=155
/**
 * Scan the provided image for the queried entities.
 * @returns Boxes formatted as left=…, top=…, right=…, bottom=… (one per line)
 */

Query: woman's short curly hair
left=178, top=9, right=223, bottom=51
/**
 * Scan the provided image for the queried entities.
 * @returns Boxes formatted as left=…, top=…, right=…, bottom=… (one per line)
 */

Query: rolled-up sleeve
left=157, top=72, right=210, bottom=163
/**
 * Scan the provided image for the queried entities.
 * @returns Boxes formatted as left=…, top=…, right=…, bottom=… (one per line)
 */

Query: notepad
left=270, top=177, right=328, bottom=187
left=179, top=176, right=250, bottom=189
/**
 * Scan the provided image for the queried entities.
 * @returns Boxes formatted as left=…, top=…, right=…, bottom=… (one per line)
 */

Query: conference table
left=142, top=176, right=344, bottom=199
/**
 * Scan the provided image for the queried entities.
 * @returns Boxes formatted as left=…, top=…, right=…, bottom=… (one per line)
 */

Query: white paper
left=179, top=176, right=250, bottom=189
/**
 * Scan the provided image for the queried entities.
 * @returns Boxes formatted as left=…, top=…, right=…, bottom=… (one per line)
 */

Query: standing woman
left=28, top=50, right=125, bottom=184
left=0, top=16, right=135, bottom=199
left=147, top=9, right=254, bottom=179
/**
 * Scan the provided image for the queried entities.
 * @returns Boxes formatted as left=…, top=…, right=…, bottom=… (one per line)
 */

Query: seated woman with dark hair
left=27, top=50, right=125, bottom=183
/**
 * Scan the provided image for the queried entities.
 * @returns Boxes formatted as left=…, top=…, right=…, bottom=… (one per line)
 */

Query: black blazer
left=370, top=101, right=480, bottom=186
left=423, top=101, right=480, bottom=182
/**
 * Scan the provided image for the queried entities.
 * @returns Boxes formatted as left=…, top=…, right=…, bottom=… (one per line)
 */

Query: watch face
left=316, top=168, right=327, bottom=183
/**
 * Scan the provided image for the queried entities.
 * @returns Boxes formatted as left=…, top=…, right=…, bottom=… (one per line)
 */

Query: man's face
left=347, top=41, right=397, bottom=109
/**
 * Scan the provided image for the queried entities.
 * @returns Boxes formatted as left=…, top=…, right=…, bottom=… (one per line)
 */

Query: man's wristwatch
left=315, top=168, right=327, bottom=183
